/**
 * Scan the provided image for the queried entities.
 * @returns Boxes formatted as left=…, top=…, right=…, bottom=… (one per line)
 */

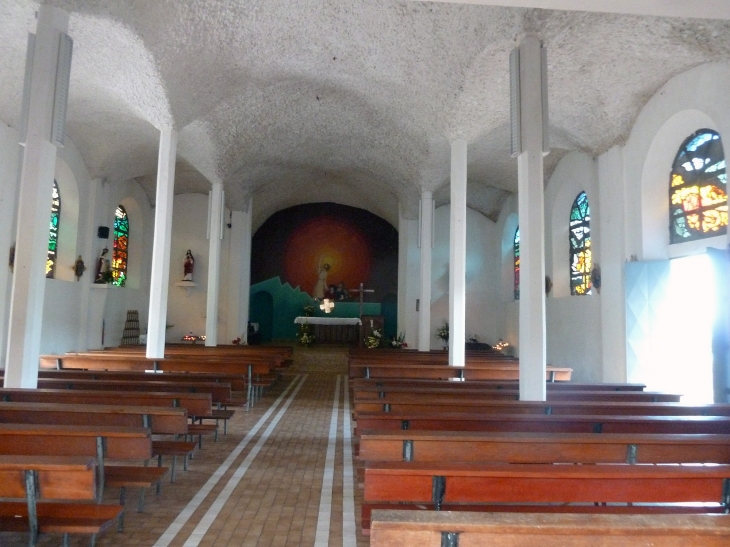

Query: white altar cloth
left=294, top=316, right=361, bottom=325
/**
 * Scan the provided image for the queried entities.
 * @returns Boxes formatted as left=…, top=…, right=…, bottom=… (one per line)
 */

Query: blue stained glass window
left=46, top=180, right=60, bottom=278
left=670, top=129, right=727, bottom=244
left=112, top=205, right=128, bottom=286
left=569, top=192, right=591, bottom=296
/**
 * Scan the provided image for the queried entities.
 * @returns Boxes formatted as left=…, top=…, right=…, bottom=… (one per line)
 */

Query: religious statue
left=94, top=248, right=111, bottom=283
left=183, top=250, right=195, bottom=281
left=73, top=256, right=86, bottom=281
left=313, top=256, right=330, bottom=299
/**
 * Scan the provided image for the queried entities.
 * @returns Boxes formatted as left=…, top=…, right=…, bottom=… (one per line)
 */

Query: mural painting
left=250, top=203, right=398, bottom=341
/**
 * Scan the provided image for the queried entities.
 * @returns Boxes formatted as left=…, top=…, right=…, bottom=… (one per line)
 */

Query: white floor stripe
left=182, top=373, right=308, bottom=546
left=314, top=374, right=341, bottom=547
left=342, top=375, right=357, bottom=546
left=153, top=374, right=304, bottom=547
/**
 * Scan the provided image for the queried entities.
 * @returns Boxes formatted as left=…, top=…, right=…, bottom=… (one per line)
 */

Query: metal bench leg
left=90, top=532, right=97, bottom=547
left=138, top=488, right=147, bottom=512
left=170, top=456, right=177, bottom=482
left=224, top=419, right=228, bottom=435
left=62, top=533, right=69, bottom=547
left=118, top=487, right=126, bottom=531
left=184, top=454, right=189, bottom=471
left=214, top=428, right=219, bottom=442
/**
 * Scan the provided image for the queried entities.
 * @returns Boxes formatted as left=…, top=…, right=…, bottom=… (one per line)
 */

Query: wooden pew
left=0, top=389, right=202, bottom=478
left=352, top=398, right=730, bottom=417
left=357, top=431, right=730, bottom=464
left=369, top=511, right=730, bottom=547
left=0, top=422, right=163, bottom=529
left=0, top=455, right=122, bottom=546
left=38, top=368, right=250, bottom=392
left=349, top=362, right=572, bottom=381
left=362, top=463, right=730, bottom=533
left=351, top=378, right=647, bottom=391
left=353, top=387, right=680, bottom=403
left=354, top=411, right=730, bottom=435
left=0, top=401, right=188, bottom=436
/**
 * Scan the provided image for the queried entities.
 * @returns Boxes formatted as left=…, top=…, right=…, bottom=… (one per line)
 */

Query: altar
left=294, top=316, right=361, bottom=345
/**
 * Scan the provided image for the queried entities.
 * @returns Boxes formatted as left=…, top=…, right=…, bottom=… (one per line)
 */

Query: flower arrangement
left=303, top=304, right=316, bottom=317
left=390, top=332, right=407, bottom=349
left=365, top=328, right=383, bottom=349
left=436, top=322, right=449, bottom=344
left=297, top=322, right=315, bottom=346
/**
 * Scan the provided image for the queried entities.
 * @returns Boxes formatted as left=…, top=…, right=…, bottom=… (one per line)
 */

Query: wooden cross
left=349, top=282, right=374, bottom=317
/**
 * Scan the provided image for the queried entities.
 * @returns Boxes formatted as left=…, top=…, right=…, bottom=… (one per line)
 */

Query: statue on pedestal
left=183, top=250, right=195, bottom=281
left=94, top=248, right=111, bottom=284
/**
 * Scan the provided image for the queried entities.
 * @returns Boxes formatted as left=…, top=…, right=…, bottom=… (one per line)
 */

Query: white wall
left=624, top=62, right=730, bottom=260
left=166, top=193, right=232, bottom=345
left=0, top=122, right=20, bottom=368
left=430, top=204, right=500, bottom=349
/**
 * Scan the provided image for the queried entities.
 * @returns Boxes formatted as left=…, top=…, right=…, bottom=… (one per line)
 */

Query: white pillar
left=516, top=35, right=547, bottom=401
left=449, top=140, right=467, bottom=367
left=146, top=127, right=177, bottom=359
left=397, top=204, right=408, bottom=341
left=205, top=182, right=224, bottom=346
left=239, top=197, right=253, bottom=343
left=5, top=6, right=69, bottom=388
left=418, top=191, right=433, bottom=351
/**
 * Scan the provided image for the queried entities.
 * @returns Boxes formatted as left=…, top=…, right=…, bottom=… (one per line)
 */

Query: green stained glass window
left=514, top=227, right=520, bottom=300
left=569, top=191, right=591, bottom=296
left=112, top=205, right=128, bottom=286
left=670, top=129, right=727, bottom=244
left=46, top=180, right=60, bottom=278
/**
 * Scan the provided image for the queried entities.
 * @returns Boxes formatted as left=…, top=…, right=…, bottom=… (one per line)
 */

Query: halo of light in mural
left=283, top=216, right=372, bottom=297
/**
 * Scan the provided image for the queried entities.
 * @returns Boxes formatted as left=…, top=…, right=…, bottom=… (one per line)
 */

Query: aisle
left=10, top=355, right=364, bottom=547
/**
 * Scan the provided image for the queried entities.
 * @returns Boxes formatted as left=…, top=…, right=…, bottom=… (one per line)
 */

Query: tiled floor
left=0, top=347, right=367, bottom=547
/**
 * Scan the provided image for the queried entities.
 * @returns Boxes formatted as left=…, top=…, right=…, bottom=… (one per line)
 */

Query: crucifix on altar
left=349, top=282, right=374, bottom=317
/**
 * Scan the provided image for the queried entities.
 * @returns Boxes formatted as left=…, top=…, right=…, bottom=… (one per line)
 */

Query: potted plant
left=436, top=321, right=449, bottom=350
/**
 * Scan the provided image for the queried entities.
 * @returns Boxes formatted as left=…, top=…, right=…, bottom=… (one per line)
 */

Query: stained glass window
left=46, top=180, right=60, bottom=278
left=669, top=129, right=727, bottom=244
left=514, top=227, right=520, bottom=300
left=112, top=205, right=128, bottom=286
left=569, top=191, right=591, bottom=295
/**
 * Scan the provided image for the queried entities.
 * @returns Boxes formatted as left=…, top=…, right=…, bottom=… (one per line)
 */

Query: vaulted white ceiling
left=1, top=1, right=729, bottom=228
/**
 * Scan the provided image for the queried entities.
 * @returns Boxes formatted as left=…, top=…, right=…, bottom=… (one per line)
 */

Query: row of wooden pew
left=347, top=349, right=730, bottom=545
left=0, top=344, right=292, bottom=545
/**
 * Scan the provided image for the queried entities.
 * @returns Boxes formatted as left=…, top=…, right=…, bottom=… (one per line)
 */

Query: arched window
left=513, top=227, right=520, bottom=300
left=46, top=180, right=60, bottom=278
left=112, top=205, right=128, bottom=286
left=569, top=191, right=591, bottom=295
left=670, top=129, right=727, bottom=244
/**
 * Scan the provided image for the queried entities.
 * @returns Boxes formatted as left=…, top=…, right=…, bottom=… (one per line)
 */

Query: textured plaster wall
left=430, top=204, right=500, bottom=350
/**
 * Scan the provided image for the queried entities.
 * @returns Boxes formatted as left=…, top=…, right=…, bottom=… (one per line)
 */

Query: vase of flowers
left=365, top=328, right=383, bottom=349
left=297, top=322, right=314, bottom=347
left=436, top=321, right=449, bottom=350
left=390, top=332, right=407, bottom=349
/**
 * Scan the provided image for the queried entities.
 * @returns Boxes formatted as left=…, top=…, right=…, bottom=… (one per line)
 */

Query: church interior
left=1, top=0, right=730, bottom=545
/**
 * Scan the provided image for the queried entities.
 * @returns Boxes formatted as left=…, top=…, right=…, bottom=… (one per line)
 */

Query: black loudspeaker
left=97, top=226, right=109, bottom=239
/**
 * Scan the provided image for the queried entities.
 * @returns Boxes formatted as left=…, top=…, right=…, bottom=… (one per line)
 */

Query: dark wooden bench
left=354, top=411, right=730, bottom=435
left=0, top=455, right=123, bottom=546
left=348, top=362, right=572, bottom=381
left=353, top=398, right=730, bottom=417
left=350, top=378, right=647, bottom=391
left=0, top=422, right=166, bottom=529
left=353, top=386, right=680, bottom=403
left=362, top=463, right=730, bottom=533
left=357, top=430, right=730, bottom=464
left=369, top=510, right=730, bottom=547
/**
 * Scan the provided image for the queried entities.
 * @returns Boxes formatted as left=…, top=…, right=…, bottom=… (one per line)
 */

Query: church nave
left=0, top=366, right=361, bottom=547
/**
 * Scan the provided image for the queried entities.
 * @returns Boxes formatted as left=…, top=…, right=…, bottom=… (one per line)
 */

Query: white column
left=418, top=191, right=433, bottom=351
left=449, top=140, right=467, bottom=367
left=516, top=35, right=547, bottom=401
left=146, top=127, right=177, bottom=359
left=239, top=197, right=253, bottom=343
left=397, top=204, right=408, bottom=341
left=205, top=182, right=224, bottom=346
left=5, top=6, right=69, bottom=388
